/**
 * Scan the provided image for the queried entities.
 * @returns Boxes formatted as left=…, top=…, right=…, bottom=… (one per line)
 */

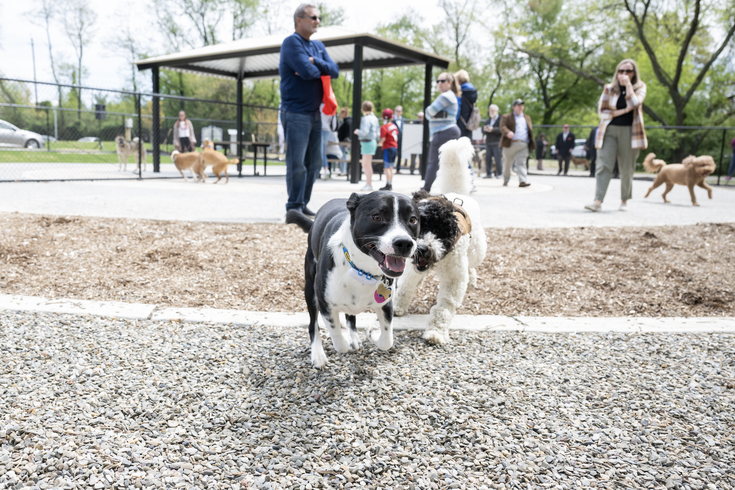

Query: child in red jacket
left=378, top=108, right=400, bottom=191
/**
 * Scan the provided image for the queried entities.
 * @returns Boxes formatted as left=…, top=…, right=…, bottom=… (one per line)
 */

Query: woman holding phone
left=585, top=59, right=647, bottom=212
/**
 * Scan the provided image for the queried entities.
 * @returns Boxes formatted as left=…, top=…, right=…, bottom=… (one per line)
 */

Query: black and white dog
left=286, top=192, right=420, bottom=368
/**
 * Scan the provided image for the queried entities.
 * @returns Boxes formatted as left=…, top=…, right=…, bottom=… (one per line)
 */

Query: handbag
left=321, top=75, right=338, bottom=116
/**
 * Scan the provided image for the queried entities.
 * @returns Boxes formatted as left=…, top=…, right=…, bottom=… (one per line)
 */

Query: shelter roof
left=133, top=26, right=451, bottom=79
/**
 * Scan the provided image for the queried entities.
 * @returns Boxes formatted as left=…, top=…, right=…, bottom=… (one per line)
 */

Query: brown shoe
left=519, top=182, right=531, bottom=187
left=502, top=182, right=508, bottom=187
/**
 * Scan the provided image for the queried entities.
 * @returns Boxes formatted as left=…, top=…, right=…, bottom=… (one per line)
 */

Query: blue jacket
left=279, top=32, right=340, bottom=114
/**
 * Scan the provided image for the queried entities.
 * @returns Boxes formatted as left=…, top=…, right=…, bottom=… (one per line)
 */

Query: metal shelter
left=133, top=26, right=451, bottom=181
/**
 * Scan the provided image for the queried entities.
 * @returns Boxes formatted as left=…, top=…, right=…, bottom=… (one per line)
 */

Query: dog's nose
left=392, top=238, right=414, bottom=257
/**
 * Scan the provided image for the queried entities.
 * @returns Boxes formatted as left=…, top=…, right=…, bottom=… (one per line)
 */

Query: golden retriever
left=643, top=152, right=716, bottom=206
left=171, top=150, right=205, bottom=182
left=201, top=139, right=239, bottom=184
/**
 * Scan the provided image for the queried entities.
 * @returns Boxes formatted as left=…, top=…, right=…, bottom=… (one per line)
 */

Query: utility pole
left=31, top=37, right=39, bottom=105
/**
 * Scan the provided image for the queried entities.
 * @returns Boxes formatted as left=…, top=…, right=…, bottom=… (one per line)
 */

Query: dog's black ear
left=346, top=193, right=362, bottom=216
left=412, top=189, right=431, bottom=202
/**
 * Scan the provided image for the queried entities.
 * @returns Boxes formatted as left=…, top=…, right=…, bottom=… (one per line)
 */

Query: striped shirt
left=426, top=91, right=459, bottom=138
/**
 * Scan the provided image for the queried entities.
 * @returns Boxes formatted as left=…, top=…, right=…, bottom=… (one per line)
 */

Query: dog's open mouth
left=366, top=245, right=406, bottom=274
left=416, top=256, right=430, bottom=271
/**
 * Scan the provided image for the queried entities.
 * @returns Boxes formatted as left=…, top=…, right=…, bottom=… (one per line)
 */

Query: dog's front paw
left=423, top=328, right=449, bottom=345
left=393, top=305, right=407, bottom=317
left=368, top=325, right=393, bottom=351
left=693, top=202, right=700, bottom=207
left=349, top=329, right=362, bottom=351
left=311, top=347, right=328, bottom=369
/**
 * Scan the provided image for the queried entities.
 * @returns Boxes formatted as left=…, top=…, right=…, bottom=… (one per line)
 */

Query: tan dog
left=170, top=150, right=205, bottom=182
left=116, top=136, right=147, bottom=172
left=572, top=157, right=590, bottom=171
left=643, top=152, right=716, bottom=206
left=201, top=139, right=239, bottom=184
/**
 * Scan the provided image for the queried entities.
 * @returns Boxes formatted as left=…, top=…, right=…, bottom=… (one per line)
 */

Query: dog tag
left=374, top=283, right=392, bottom=303
left=348, top=267, right=378, bottom=286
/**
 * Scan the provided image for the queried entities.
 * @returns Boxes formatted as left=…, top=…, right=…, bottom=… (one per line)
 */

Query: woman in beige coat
left=173, top=111, right=196, bottom=152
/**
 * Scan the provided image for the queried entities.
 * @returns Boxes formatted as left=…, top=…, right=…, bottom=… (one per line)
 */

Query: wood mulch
left=0, top=212, right=733, bottom=317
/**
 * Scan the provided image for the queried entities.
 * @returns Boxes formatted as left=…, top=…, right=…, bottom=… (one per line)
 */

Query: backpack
left=460, top=97, right=482, bottom=131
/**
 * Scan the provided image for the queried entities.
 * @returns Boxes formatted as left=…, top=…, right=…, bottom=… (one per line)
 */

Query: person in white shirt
left=173, top=111, right=196, bottom=152
left=499, top=99, right=536, bottom=188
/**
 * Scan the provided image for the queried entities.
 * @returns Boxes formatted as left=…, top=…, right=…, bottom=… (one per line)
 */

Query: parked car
left=0, top=119, right=46, bottom=148
left=550, top=138, right=588, bottom=158
left=41, top=135, right=57, bottom=143
left=77, top=137, right=101, bottom=143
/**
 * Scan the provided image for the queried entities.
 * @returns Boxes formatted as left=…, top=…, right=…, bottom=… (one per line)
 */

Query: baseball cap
left=382, top=108, right=394, bottom=119
left=512, top=99, right=525, bottom=106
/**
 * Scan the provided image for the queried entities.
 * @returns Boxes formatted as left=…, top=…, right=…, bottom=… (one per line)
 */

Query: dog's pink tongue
left=385, top=255, right=406, bottom=272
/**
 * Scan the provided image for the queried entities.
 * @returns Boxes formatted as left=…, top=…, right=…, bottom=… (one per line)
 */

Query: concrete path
left=1, top=167, right=734, bottom=228
left=2, top=294, right=733, bottom=333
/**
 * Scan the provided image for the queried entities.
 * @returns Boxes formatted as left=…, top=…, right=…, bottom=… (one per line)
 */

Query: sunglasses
left=301, top=15, right=320, bottom=21
left=618, top=69, right=634, bottom=74
left=436, top=79, right=448, bottom=84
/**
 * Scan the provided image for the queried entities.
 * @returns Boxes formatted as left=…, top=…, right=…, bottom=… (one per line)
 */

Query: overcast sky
left=2, top=1, right=446, bottom=92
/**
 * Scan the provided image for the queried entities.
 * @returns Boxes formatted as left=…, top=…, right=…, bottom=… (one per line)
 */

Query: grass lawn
left=0, top=149, right=285, bottom=166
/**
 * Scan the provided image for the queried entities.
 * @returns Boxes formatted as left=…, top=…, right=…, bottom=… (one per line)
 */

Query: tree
left=61, top=0, right=96, bottom=119
left=26, top=0, right=64, bottom=123
left=231, top=0, right=260, bottom=39
left=516, top=0, right=735, bottom=129
left=436, top=0, right=480, bottom=69
left=315, top=3, right=346, bottom=26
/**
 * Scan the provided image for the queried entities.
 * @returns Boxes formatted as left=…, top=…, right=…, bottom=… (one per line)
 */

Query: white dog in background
left=394, top=137, right=487, bottom=344
left=116, top=136, right=147, bottom=172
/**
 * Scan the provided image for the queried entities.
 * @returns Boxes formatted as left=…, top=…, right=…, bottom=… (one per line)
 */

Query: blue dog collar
left=342, top=243, right=379, bottom=285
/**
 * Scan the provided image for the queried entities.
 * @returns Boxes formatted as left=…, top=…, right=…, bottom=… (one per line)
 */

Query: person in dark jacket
left=482, top=104, right=502, bottom=178
left=455, top=69, right=477, bottom=140
left=535, top=133, right=549, bottom=170
left=584, top=127, right=598, bottom=177
left=555, top=124, right=575, bottom=175
left=279, top=4, right=339, bottom=215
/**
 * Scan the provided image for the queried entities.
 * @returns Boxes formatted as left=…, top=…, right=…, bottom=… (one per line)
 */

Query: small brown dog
left=643, top=152, right=716, bottom=206
left=201, top=139, right=239, bottom=184
left=571, top=157, right=590, bottom=171
left=171, top=150, right=205, bottom=182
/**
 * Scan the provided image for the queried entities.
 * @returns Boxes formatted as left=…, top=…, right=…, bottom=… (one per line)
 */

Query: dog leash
left=341, top=243, right=392, bottom=304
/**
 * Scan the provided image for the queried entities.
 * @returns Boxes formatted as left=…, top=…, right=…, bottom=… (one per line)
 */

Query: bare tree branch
left=672, top=0, right=700, bottom=90
left=682, top=20, right=735, bottom=105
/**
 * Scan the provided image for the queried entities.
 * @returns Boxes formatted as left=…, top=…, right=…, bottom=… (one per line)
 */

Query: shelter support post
left=350, top=43, right=364, bottom=184
left=237, top=74, right=243, bottom=176
left=717, top=128, right=726, bottom=185
left=420, top=64, right=433, bottom=179
left=152, top=67, right=160, bottom=173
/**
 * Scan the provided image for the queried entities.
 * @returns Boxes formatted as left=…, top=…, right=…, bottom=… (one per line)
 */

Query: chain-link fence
left=0, top=78, right=279, bottom=182
left=531, top=124, right=735, bottom=185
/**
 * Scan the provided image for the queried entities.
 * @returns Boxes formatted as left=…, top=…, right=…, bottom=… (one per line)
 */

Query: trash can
left=228, top=129, right=238, bottom=156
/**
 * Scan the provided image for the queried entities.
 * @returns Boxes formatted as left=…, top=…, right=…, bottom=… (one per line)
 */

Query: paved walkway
left=2, top=294, right=733, bottom=333
left=0, top=167, right=733, bottom=227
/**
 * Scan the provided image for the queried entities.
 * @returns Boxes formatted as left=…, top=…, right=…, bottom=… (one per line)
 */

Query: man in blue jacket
left=279, top=4, right=339, bottom=216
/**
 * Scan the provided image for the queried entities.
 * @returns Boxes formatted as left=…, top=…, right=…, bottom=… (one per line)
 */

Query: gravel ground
left=1, top=310, right=734, bottom=490
left=1, top=213, right=733, bottom=317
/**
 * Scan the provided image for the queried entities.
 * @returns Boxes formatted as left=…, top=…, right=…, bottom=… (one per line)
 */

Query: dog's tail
left=132, top=137, right=140, bottom=143
left=643, top=152, right=666, bottom=173
left=435, top=137, right=474, bottom=195
left=285, top=209, right=313, bottom=233
left=228, top=158, right=239, bottom=165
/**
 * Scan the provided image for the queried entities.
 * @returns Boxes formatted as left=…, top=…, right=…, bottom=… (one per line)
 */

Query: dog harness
left=341, top=243, right=392, bottom=304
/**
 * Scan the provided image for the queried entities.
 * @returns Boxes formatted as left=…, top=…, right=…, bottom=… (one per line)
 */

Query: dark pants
left=557, top=153, right=571, bottom=174
left=728, top=153, right=735, bottom=178
left=423, top=125, right=461, bottom=192
left=485, top=144, right=502, bottom=176
left=179, top=137, right=193, bottom=152
left=410, top=154, right=420, bottom=175
left=588, top=150, right=597, bottom=177
left=282, top=111, right=322, bottom=211
left=396, top=135, right=403, bottom=172
left=459, top=127, right=473, bottom=140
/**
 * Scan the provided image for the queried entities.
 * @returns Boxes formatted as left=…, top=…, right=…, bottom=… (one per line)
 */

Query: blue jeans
left=321, top=131, right=331, bottom=170
left=282, top=111, right=322, bottom=211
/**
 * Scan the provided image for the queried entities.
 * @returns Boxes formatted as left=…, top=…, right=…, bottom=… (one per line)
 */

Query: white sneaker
left=360, top=184, right=373, bottom=191
left=619, top=202, right=628, bottom=211
left=584, top=202, right=601, bottom=212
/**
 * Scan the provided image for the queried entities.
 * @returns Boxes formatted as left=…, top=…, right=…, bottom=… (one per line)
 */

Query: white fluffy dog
left=394, top=137, right=487, bottom=344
